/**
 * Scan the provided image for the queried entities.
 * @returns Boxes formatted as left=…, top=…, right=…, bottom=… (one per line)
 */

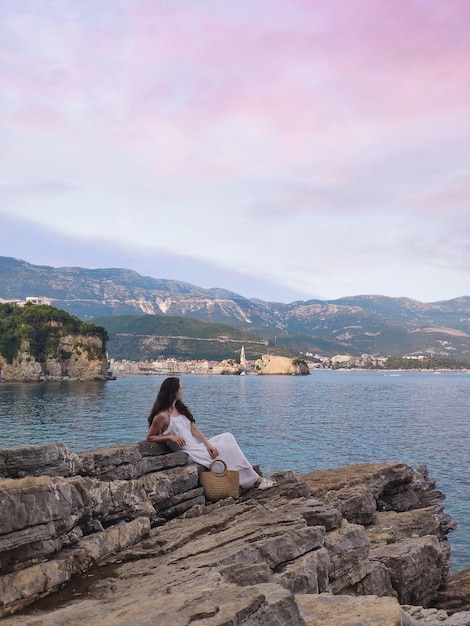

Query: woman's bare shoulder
left=153, top=410, right=170, bottom=423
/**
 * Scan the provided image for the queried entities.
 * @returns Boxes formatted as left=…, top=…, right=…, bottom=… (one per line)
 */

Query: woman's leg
left=209, top=432, right=261, bottom=488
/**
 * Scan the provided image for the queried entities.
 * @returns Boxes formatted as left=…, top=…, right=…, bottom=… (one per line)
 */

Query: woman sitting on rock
left=146, top=376, right=277, bottom=491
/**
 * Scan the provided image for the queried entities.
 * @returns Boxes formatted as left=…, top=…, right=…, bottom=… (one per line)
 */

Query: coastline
left=1, top=371, right=469, bottom=573
left=1, top=441, right=469, bottom=624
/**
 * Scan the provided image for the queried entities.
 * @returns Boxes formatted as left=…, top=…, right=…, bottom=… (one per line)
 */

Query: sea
left=0, top=370, right=469, bottom=572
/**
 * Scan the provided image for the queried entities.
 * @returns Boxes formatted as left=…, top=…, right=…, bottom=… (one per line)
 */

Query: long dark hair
left=147, top=377, right=195, bottom=426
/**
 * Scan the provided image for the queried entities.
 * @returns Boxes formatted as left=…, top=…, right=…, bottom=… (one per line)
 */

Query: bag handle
left=209, top=459, right=228, bottom=477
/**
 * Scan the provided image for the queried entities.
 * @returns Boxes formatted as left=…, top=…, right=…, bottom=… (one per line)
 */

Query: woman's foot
left=256, top=477, right=278, bottom=490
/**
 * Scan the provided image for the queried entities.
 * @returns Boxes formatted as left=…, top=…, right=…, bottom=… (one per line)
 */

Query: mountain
left=1, top=256, right=470, bottom=359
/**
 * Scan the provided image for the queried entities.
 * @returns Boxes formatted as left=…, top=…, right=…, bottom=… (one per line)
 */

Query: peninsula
left=0, top=303, right=111, bottom=382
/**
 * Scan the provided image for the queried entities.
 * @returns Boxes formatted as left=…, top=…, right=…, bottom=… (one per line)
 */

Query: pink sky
left=1, top=0, right=469, bottom=302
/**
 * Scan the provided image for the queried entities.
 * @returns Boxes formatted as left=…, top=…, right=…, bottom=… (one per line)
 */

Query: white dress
left=162, top=413, right=260, bottom=488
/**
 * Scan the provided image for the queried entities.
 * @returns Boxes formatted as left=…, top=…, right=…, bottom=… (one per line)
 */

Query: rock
left=370, top=535, right=445, bottom=606
left=0, top=442, right=77, bottom=478
left=0, top=443, right=466, bottom=624
left=0, top=334, right=109, bottom=382
left=402, top=604, right=470, bottom=625
left=0, top=517, right=150, bottom=618
left=275, top=547, right=331, bottom=594
left=348, top=561, right=397, bottom=598
left=299, top=500, right=343, bottom=531
left=296, top=593, right=418, bottom=626
left=0, top=443, right=200, bottom=584
left=436, top=566, right=470, bottom=613
left=300, top=462, right=437, bottom=525
left=440, top=612, right=470, bottom=625
left=253, top=355, right=309, bottom=375
left=366, top=507, right=454, bottom=561
left=301, top=461, right=452, bottom=605
left=0, top=475, right=89, bottom=535
left=323, top=520, right=372, bottom=593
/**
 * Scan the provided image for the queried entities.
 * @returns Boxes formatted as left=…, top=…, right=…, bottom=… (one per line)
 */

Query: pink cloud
left=4, top=1, right=470, bottom=120
left=2, top=1, right=470, bottom=185
left=11, top=104, right=69, bottom=132
left=101, top=0, right=470, bottom=170
left=407, top=177, right=470, bottom=216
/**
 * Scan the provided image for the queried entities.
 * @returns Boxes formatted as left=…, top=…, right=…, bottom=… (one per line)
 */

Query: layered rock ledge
left=0, top=442, right=469, bottom=625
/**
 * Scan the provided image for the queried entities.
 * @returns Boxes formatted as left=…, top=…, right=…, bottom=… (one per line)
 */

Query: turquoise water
left=1, top=370, right=469, bottom=572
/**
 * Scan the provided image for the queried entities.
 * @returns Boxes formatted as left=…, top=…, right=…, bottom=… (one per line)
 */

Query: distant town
left=109, top=352, right=456, bottom=376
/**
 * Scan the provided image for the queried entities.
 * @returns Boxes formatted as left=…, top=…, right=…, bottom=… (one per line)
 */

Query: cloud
left=0, top=1, right=469, bottom=303
left=0, top=180, right=75, bottom=196
left=0, top=212, right=310, bottom=302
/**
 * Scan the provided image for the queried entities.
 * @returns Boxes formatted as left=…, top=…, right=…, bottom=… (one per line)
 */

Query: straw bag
left=199, top=459, right=239, bottom=501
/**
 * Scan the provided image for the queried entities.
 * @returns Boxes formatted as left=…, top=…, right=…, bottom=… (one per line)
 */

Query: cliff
left=0, top=335, right=110, bottom=382
left=254, top=355, right=310, bottom=375
left=0, top=442, right=469, bottom=625
left=0, top=304, right=110, bottom=382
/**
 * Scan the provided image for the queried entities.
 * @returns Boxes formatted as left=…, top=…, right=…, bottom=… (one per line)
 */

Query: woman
left=146, top=377, right=277, bottom=490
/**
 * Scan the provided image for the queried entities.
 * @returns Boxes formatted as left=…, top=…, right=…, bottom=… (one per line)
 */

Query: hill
left=96, top=315, right=293, bottom=361
left=0, top=303, right=110, bottom=381
left=1, top=256, right=470, bottom=359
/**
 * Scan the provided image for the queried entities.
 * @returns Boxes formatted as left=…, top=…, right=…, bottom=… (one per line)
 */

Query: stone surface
left=437, top=566, right=470, bottom=613
left=0, top=443, right=468, bottom=624
left=0, top=518, right=150, bottom=617
left=0, top=334, right=109, bottom=382
left=403, top=604, right=470, bottom=625
left=367, top=507, right=454, bottom=561
left=0, top=475, right=89, bottom=535
left=323, top=520, right=372, bottom=593
left=296, top=593, right=418, bottom=626
left=0, top=442, right=77, bottom=479
left=301, top=462, right=430, bottom=525
left=370, top=535, right=445, bottom=606
left=253, top=354, right=309, bottom=375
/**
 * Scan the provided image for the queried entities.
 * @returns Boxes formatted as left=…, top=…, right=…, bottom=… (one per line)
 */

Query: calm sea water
left=1, top=370, right=469, bottom=572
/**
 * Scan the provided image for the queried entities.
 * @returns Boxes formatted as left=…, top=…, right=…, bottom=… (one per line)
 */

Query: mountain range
left=1, top=256, right=470, bottom=359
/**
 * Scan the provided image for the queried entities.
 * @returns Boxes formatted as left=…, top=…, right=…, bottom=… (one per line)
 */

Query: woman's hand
left=206, top=443, right=218, bottom=459
left=169, top=435, right=186, bottom=447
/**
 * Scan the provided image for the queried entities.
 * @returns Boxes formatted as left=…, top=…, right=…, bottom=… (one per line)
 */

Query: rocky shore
left=0, top=334, right=110, bottom=382
left=0, top=441, right=469, bottom=625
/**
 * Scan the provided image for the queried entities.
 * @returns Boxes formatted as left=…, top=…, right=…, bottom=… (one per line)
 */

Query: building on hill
left=0, top=296, right=50, bottom=307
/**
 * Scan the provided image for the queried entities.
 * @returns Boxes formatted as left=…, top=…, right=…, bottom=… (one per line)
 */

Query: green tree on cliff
left=0, top=303, right=108, bottom=364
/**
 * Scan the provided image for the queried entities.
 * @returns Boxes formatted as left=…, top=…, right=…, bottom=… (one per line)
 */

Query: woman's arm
left=146, top=413, right=185, bottom=447
left=191, top=423, right=218, bottom=459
